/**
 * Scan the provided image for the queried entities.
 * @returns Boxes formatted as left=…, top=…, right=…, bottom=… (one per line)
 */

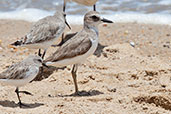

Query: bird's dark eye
left=37, top=59, right=42, bottom=62
left=92, top=15, right=97, bottom=19
left=91, top=15, right=100, bottom=21
left=63, top=14, right=66, bottom=17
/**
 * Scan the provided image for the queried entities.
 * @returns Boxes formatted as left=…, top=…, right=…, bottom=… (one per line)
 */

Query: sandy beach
left=0, top=19, right=170, bottom=114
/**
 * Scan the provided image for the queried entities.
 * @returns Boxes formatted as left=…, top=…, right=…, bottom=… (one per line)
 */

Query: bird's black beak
left=65, top=20, right=71, bottom=30
left=42, top=63, right=49, bottom=68
left=101, top=18, right=113, bottom=23
left=63, top=0, right=71, bottom=29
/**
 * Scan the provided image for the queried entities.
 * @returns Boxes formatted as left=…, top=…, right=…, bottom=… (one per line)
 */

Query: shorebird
left=11, top=11, right=71, bottom=59
left=0, top=55, right=48, bottom=108
left=63, top=0, right=98, bottom=12
left=44, top=11, right=113, bottom=94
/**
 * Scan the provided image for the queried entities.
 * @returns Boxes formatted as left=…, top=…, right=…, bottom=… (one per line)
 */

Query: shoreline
left=1, top=10, right=171, bottom=25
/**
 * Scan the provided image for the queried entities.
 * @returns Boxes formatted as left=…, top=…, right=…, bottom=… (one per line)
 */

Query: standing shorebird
left=44, top=11, right=113, bottom=94
left=11, top=11, right=71, bottom=59
left=57, top=0, right=98, bottom=48
left=63, top=0, right=98, bottom=12
left=0, top=55, right=47, bottom=108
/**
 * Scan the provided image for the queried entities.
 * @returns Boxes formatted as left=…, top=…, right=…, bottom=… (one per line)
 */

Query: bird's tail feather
left=11, top=36, right=27, bottom=46
left=11, top=40, right=23, bottom=46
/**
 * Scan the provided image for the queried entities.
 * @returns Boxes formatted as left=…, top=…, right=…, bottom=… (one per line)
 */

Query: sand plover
left=0, top=55, right=48, bottom=108
left=11, top=11, right=71, bottom=59
left=44, top=11, right=113, bottom=94
left=63, top=0, right=98, bottom=12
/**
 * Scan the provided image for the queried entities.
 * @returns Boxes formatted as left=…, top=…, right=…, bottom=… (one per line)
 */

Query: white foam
left=0, top=8, right=171, bottom=26
left=68, top=13, right=171, bottom=26
left=158, top=0, right=171, bottom=5
left=111, top=12, right=171, bottom=25
left=0, top=8, right=53, bottom=22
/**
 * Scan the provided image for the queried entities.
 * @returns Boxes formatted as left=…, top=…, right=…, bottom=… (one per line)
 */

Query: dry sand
left=0, top=19, right=170, bottom=114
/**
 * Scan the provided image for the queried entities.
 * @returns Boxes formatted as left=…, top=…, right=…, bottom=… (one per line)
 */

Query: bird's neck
left=84, top=24, right=99, bottom=36
left=53, top=14, right=64, bottom=22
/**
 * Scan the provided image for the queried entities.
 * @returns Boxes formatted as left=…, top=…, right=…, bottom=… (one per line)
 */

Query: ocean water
left=0, top=0, right=171, bottom=25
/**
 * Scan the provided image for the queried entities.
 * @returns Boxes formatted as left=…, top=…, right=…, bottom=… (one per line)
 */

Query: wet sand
left=0, top=19, right=170, bottom=114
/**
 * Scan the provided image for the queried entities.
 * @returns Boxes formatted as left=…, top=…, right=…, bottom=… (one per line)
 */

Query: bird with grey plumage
left=11, top=11, right=71, bottom=59
left=44, top=11, right=113, bottom=95
left=0, top=55, right=48, bottom=108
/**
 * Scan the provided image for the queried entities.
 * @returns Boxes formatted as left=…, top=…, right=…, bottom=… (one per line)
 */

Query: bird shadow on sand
left=33, top=66, right=66, bottom=81
left=94, top=43, right=107, bottom=57
left=57, top=90, right=104, bottom=97
left=0, top=100, right=44, bottom=109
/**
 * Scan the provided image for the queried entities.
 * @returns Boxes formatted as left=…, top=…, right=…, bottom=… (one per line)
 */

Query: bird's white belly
left=23, top=37, right=58, bottom=50
left=47, top=39, right=98, bottom=67
left=71, top=0, right=97, bottom=6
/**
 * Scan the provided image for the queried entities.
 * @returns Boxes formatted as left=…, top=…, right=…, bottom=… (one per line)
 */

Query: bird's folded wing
left=0, top=64, right=30, bottom=80
left=57, top=32, right=78, bottom=46
left=44, top=35, right=92, bottom=62
left=25, top=19, right=60, bottom=44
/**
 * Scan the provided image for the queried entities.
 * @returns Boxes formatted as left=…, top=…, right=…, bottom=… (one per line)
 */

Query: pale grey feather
left=0, top=55, right=42, bottom=80
left=23, top=11, right=65, bottom=44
